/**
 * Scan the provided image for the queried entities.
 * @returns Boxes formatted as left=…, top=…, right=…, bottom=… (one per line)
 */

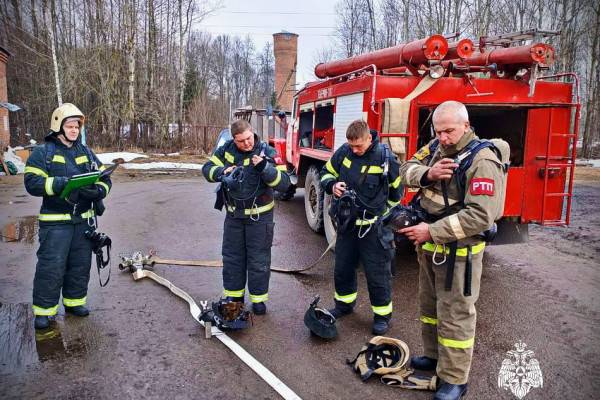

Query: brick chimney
left=0, top=46, right=10, bottom=150
left=272, top=32, right=298, bottom=112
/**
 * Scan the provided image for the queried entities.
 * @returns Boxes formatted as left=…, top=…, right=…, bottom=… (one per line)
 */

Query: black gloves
left=254, top=158, right=268, bottom=173
left=79, top=184, right=104, bottom=200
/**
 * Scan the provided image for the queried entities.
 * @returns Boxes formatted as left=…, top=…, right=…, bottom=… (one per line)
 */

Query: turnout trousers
left=222, top=212, right=274, bottom=303
left=33, top=222, right=94, bottom=316
left=333, top=224, right=394, bottom=316
left=417, top=245, right=484, bottom=385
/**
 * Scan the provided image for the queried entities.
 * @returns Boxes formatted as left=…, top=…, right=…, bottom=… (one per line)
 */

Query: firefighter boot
left=226, top=296, right=244, bottom=303
left=64, top=305, right=90, bottom=317
left=410, top=356, right=438, bottom=371
left=372, top=314, right=391, bottom=335
left=34, top=315, right=50, bottom=330
left=252, top=302, right=267, bottom=315
left=434, top=381, right=468, bottom=400
left=328, top=300, right=354, bottom=319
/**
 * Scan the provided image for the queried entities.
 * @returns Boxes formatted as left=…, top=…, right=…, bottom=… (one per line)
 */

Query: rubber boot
left=410, top=355, right=438, bottom=371
left=434, top=381, right=468, bottom=400
left=64, top=305, right=90, bottom=317
left=252, top=302, right=267, bottom=315
left=372, top=314, right=391, bottom=335
left=34, top=315, right=50, bottom=330
left=328, top=300, right=354, bottom=319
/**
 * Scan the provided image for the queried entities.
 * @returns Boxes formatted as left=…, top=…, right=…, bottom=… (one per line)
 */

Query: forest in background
left=1, top=0, right=598, bottom=156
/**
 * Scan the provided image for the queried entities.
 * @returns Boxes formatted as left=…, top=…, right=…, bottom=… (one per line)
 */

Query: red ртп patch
left=470, top=178, right=495, bottom=195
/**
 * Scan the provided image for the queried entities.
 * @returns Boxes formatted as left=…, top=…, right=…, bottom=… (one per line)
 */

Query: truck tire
left=275, top=184, right=296, bottom=201
left=323, top=193, right=337, bottom=247
left=304, top=165, right=324, bottom=233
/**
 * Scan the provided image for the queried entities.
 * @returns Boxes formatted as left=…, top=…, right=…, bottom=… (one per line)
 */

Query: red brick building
left=0, top=46, right=10, bottom=150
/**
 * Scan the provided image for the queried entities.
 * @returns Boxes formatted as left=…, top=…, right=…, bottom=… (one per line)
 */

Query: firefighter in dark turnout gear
left=202, top=119, right=290, bottom=315
left=25, top=103, right=112, bottom=329
left=320, top=120, right=402, bottom=335
left=398, top=101, right=505, bottom=400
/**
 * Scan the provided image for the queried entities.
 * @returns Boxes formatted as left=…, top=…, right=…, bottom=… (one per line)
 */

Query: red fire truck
left=268, top=30, right=580, bottom=246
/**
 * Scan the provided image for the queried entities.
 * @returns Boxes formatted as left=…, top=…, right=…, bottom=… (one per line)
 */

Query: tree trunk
left=44, top=0, right=62, bottom=106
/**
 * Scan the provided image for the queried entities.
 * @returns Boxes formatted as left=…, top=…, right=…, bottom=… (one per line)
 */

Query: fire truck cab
left=271, top=30, right=580, bottom=247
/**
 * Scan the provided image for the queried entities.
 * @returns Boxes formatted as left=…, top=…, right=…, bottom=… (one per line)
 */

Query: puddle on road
left=0, top=302, right=108, bottom=371
left=1, top=216, right=38, bottom=244
left=35, top=325, right=92, bottom=362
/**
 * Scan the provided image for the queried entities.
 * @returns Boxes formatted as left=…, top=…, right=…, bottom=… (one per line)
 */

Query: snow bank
left=121, top=162, right=203, bottom=170
left=97, top=152, right=148, bottom=164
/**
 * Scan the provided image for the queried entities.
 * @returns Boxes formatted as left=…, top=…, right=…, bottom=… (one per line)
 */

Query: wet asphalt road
left=0, top=173, right=599, bottom=400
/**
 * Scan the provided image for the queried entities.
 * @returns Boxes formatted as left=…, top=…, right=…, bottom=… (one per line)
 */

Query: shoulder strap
left=44, top=141, right=56, bottom=172
left=454, top=139, right=503, bottom=198
left=78, top=143, right=97, bottom=171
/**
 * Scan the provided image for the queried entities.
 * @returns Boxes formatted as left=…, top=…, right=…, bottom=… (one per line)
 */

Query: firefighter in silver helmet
left=24, top=103, right=112, bottom=329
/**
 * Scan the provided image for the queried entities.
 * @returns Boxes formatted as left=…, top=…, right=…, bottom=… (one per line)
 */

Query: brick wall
left=273, top=32, right=298, bottom=112
left=0, top=48, right=9, bottom=150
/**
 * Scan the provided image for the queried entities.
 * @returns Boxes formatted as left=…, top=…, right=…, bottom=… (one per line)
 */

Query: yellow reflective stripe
left=390, top=176, right=402, bottom=188
left=387, top=199, right=400, bottom=207
left=32, top=304, right=59, bottom=316
left=372, top=302, right=393, bottom=316
left=223, top=288, right=245, bottom=297
left=368, top=165, right=383, bottom=174
left=45, top=177, right=55, bottom=195
left=276, top=164, right=287, bottom=171
left=342, top=157, right=352, bottom=169
left=420, top=315, right=438, bottom=325
left=99, top=165, right=107, bottom=171
left=438, top=335, right=474, bottom=349
left=249, top=293, right=269, bottom=303
left=38, top=213, right=71, bottom=221
left=81, top=209, right=95, bottom=218
left=96, top=181, right=110, bottom=194
left=52, top=155, right=65, bottom=163
left=224, top=151, right=235, bottom=163
left=63, top=296, right=87, bottom=307
left=321, top=173, right=337, bottom=182
left=266, top=170, right=282, bottom=187
left=246, top=201, right=274, bottom=215
left=75, top=155, right=89, bottom=164
left=325, top=160, right=339, bottom=177
left=25, top=166, right=48, bottom=177
left=422, top=241, right=486, bottom=256
left=243, top=158, right=250, bottom=166
left=208, top=165, right=220, bottom=181
left=227, top=201, right=275, bottom=215
left=356, top=216, right=378, bottom=226
left=334, top=291, right=357, bottom=304
left=209, top=155, right=225, bottom=167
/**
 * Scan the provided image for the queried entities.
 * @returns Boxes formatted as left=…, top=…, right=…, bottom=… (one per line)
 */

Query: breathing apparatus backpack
left=200, top=299, right=250, bottom=331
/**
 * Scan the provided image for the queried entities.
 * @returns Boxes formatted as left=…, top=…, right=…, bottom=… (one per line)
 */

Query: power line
left=202, top=25, right=335, bottom=29
left=200, top=30, right=336, bottom=37
left=220, top=11, right=336, bottom=15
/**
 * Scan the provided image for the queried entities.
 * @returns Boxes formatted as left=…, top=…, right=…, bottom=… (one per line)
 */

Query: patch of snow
left=121, top=162, right=203, bottom=170
left=97, top=152, right=148, bottom=164
left=589, top=159, right=600, bottom=168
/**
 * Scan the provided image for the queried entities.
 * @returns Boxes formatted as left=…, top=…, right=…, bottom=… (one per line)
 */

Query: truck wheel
left=275, top=184, right=296, bottom=201
left=304, top=165, right=324, bottom=232
left=323, top=193, right=337, bottom=247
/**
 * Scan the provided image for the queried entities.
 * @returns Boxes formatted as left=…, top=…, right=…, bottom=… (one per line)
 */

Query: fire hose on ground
left=118, top=251, right=302, bottom=400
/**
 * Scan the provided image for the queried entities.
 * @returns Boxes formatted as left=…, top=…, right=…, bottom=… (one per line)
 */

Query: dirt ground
left=0, top=169, right=599, bottom=400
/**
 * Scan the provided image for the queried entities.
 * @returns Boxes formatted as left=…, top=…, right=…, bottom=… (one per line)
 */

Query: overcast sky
left=198, top=0, right=338, bottom=85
